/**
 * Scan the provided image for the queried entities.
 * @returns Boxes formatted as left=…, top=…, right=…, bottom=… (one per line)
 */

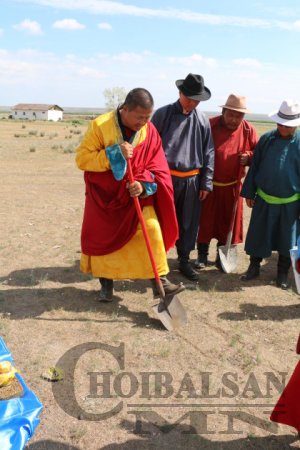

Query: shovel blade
left=218, top=244, right=238, bottom=273
left=152, top=294, right=187, bottom=331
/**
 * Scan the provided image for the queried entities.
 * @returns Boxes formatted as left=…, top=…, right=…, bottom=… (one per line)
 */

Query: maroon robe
left=270, top=334, right=300, bottom=432
left=198, top=116, right=258, bottom=245
left=81, top=122, right=178, bottom=256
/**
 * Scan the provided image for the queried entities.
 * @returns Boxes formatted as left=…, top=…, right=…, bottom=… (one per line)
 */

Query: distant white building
left=11, top=104, right=64, bottom=121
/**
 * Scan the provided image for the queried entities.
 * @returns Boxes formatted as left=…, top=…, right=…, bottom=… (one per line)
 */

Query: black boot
left=151, top=276, right=185, bottom=299
left=241, top=256, right=262, bottom=281
left=99, top=277, right=114, bottom=302
left=276, top=254, right=291, bottom=290
left=178, top=255, right=199, bottom=281
left=195, top=243, right=209, bottom=269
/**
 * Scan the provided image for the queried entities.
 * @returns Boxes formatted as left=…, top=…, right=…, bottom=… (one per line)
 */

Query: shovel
left=127, top=160, right=187, bottom=331
left=218, top=129, right=250, bottom=273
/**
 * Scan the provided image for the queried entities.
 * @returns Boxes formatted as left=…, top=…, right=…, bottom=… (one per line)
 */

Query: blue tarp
left=0, top=336, right=43, bottom=450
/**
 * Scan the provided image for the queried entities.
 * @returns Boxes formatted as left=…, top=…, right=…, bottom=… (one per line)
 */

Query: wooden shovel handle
left=226, top=129, right=250, bottom=246
left=127, top=159, right=162, bottom=289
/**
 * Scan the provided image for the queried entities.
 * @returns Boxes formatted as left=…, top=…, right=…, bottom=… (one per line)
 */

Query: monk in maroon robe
left=196, top=94, right=258, bottom=270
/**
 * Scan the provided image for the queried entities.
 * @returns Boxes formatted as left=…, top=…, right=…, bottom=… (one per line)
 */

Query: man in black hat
left=151, top=73, right=214, bottom=280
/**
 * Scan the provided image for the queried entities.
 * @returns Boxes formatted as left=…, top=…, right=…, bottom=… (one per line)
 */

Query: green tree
left=103, top=87, right=127, bottom=110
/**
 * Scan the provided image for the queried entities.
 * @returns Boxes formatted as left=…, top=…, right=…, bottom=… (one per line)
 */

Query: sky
left=1, top=0, right=300, bottom=113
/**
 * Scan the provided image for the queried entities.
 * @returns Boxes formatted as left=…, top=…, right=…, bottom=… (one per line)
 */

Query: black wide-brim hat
left=175, top=73, right=211, bottom=101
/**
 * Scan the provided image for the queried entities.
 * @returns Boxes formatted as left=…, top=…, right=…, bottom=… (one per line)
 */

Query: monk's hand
left=239, top=153, right=249, bottom=166
left=127, top=181, right=144, bottom=197
left=246, top=198, right=255, bottom=208
left=120, top=142, right=134, bottom=159
left=199, top=190, right=209, bottom=200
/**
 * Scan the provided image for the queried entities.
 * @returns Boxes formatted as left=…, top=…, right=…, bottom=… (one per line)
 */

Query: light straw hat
left=219, top=94, right=250, bottom=113
left=269, top=99, right=300, bottom=127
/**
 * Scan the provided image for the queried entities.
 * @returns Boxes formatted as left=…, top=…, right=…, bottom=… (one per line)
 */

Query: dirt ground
left=0, top=118, right=300, bottom=450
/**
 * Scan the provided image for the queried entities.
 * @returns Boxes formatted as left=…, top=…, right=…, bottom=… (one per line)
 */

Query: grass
left=63, top=143, right=76, bottom=153
left=69, top=426, right=87, bottom=441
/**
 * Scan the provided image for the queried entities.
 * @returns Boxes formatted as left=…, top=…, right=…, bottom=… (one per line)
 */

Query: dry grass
left=0, top=118, right=299, bottom=450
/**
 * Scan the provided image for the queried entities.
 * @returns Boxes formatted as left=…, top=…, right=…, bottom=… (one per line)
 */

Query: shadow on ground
left=163, top=258, right=244, bottom=293
left=0, top=258, right=245, bottom=293
left=218, top=302, right=300, bottom=321
left=26, top=430, right=299, bottom=450
left=1, top=256, right=299, bottom=326
left=0, top=260, right=90, bottom=287
left=0, top=283, right=165, bottom=330
left=2, top=255, right=298, bottom=295
left=168, top=254, right=299, bottom=295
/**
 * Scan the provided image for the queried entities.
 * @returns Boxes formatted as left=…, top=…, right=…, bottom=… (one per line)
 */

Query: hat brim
left=219, top=104, right=250, bottom=114
left=176, top=80, right=211, bottom=101
left=268, top=111, right=300, bottom=127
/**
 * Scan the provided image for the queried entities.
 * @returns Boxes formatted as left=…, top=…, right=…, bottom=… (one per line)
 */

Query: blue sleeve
left=105, top=144, right=127, bottom=181
left=141, top=181, right=157, bottom=197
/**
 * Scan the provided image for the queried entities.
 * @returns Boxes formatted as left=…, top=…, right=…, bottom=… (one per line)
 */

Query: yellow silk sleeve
left=75, top=120, right=110, bottom=172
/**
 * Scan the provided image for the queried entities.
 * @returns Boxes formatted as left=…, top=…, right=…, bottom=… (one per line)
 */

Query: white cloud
left=112, top=52, right=143, bottom=63
left=259, top=5, right=300, bottom=19
left=98, top=22, right=112, bottom=30
left=291, top=20, right=300, bottom=30
left=0, top=29, right=4, bottom=36
left=0, top=56, right=36, bottom=79
left=276, top=19, right=300, bottom=31
left=158, top=72, right=168, bottom=80
left=53, top=19, right=85, bottom=30
left=77, top=67, right=106, bottom=79
left=13, top=19, right=43, bottom=35
left=232, top=58, right=262, bottom=68
left=96, top=53, right=109, bottom=59
left=12, top=0, right=300, bottom=31
left=18, top=48, right=55, bottom=58
left=0, top=46, right=299, bottom=114
left=168, top=53, right=217, bottom=68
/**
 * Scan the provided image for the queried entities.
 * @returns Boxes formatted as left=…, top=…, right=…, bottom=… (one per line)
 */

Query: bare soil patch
left=0, top=119, right=299, bottom=449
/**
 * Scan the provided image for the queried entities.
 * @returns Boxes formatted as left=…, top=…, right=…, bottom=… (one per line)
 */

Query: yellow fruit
left=0, top=363, right=17, bottom=386
left=0, top=361, right=13, bottom=374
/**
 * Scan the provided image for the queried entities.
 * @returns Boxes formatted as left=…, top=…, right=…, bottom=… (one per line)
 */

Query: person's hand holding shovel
left=127, top=180, right=145, bottom=197
left=121, top=141, right=145, bottom=197
left=120, top=141, right=134, bottom=159
left=245, top=198, right=255, bottom=208
left=239, top=152, right=249, bottom=165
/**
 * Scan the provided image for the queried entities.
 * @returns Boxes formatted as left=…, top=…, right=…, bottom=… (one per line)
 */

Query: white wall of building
left=13, top=108, right=63, bottom=121
left=48, top=109, right=63, bottom=121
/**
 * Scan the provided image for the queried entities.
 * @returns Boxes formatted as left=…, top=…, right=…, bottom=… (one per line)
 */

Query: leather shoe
left=152, top=277, right=185, bottom=299
left=194, top=254, right=207, bottom=269
left=276, top=273, right=289, bottom=290
left=179, top=262, right=199, bottom=281
left=240, top=265, right=260, bottom=281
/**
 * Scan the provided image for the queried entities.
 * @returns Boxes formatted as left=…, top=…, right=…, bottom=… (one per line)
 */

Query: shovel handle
left=225, top=128, right=250, bottom=248
left=127, top=159, right=162, bottom=289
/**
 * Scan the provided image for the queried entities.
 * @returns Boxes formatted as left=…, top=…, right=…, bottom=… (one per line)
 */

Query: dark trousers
left=277, top=254, right=291, bottom=274
left=172, top=174, right=201, bottom=261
